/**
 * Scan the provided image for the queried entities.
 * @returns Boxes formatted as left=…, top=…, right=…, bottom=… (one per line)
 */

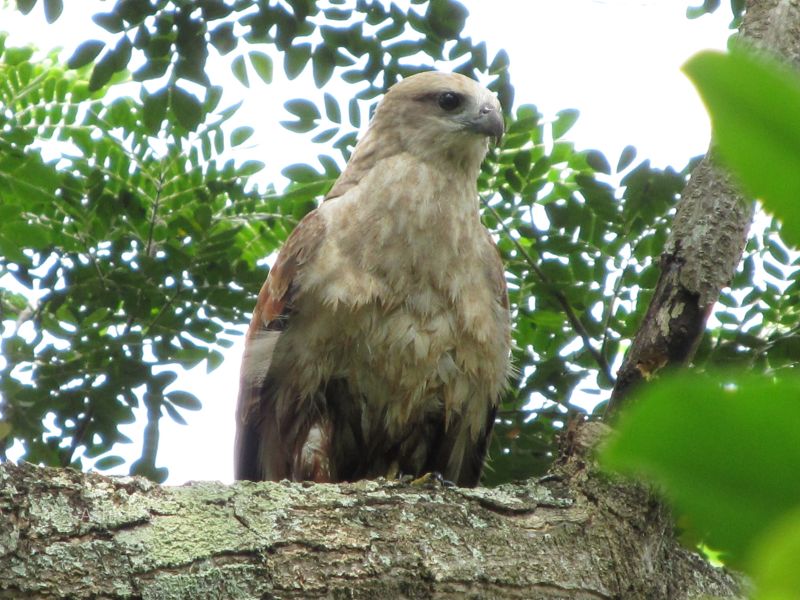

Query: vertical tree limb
left=607, top=0, right=800, bottom=413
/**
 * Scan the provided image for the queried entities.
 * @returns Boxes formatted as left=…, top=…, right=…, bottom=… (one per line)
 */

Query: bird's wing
left=234, top=209, right=326, bottom=481
left=447, top=235, right=510, bottom=487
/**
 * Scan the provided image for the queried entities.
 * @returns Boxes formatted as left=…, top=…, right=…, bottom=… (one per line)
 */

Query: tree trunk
left=608, top=158, right=750, bottom=409
left=0, top=424, right=741, bottom=600
left=608, top=0, right=800, bottom=412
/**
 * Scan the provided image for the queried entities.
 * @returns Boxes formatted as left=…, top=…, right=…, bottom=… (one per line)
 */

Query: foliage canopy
left=605, top=46, right=800, bottom=598
left=0, top=1, right=797, bottom=490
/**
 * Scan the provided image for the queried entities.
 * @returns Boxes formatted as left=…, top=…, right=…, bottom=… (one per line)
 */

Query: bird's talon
left=410, top=472, right=454, bottom=487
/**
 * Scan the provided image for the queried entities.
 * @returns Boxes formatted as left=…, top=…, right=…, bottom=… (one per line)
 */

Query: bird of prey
left=235, top=71, right=511, bottom=487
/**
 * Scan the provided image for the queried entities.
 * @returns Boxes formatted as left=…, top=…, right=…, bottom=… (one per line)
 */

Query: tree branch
left=606, top=0, right=800, bottom=413
left=0, top=438, right=743, bottom=599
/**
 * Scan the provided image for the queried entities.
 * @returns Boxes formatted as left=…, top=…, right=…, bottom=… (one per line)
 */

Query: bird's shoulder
left=250, top=208, right=327, bottom=333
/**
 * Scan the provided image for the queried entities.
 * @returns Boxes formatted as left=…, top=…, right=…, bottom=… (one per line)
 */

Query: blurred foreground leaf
left=602, top=372, right=800, bottom=567
left=684, top=47, right=800, bottom=246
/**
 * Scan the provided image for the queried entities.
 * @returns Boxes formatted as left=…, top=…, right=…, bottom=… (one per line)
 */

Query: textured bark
left=0, top=425, right=742, bottom=600
left=608, top=0, right=800, bottom=412
left=609, top=159, right=750, bottom=407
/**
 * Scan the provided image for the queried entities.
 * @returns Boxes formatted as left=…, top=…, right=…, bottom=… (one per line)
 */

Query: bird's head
left=369, top=71, right=504, bottom=171
left=325, top=71, right=504, bottom=200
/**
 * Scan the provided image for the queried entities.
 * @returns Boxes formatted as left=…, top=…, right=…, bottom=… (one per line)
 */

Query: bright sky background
left=0, top=1, right=732, bottom=484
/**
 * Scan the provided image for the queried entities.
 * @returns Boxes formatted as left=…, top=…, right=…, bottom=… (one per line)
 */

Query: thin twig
left=143, top=282, right=183, bottom=337
left=482, top=198, right=615, bottom=386
left=123, top=172, right=165, bottom=337
left=599, top=262, right=629, bottom=359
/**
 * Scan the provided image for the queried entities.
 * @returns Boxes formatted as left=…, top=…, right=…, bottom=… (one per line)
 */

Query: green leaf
left=67, top=40, right=105, bottom=70
left=171, top=86, right=203, bottom=131
left=426, top=0, right=468, bottom=39
left=209, top=22, right=237, bottom=54
left=133, top=23, right=151, bottom=49
left=92, top=12, right=125, bottom=33
left=206, top=349, right=223, bottom=372
left=231, top=126, right=254, bottom=146
left=323, top=92, right=341, bottom=123
left=285, top=98, right=320, bottom=121
left=285, top=43, right=312, bottom=80
left=142, top=88, right=168, bottom=134
left=5, top=222, right=51, bottom=249
left=117, top=0, right=152, bottom=24
left=513, top=150, right=531, bottom=176
left=16, top=0, right=37, bottom=15
left=683, top=48, right=800, bottom=246
left=312, top=45, right=335, bottom=87
left=585, top=150, right=611, bottom=175
left=312, top=127, right=338, bottom=143
left=93, top=455, right=126, bottom=470
left=552, top=108, right=579, bottom=140
left=4, top=46, right=34, bottom=65
left=530, top=156, right=551, bottom=179
left=751, top=509, right=800, bottom=600
left=348, top=97, right=360, bottom=128
left=132, top=57, right=169, bottom=82
left=166, top=390, right=202, bottom=410
left=110, top=35, right=133, bottom=71
left=686, top=0, right=720, bottom=19
left=205, top=85, right=225, bottom=113
left=489, top=49, right=510, bottom=75
left=232, top=54, right=249, bottom=87
left=249, top=51, right=273, bottom=84
left=43, top=0, right=63, bottom=23
left=530, top=310, right=565, bottom=328
left=616, top=145, right=637, bottom=173
left=163, top=401, right=188, bottom=426
left=88, top=37, right=131, bottom=92
left=282, top=163, right=320, bottom=183
left=238, top=160, right=264, bottom=176
left=603, top=371, right=800, bottom=566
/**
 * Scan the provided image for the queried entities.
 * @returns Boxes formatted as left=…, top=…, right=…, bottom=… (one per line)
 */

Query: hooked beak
left=467, top=103, right=504, bottom=145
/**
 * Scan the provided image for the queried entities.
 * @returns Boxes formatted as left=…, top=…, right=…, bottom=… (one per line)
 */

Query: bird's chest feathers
left=312, top=155, right=481, bottom=304
left=292, top=157, right=503, bottom=421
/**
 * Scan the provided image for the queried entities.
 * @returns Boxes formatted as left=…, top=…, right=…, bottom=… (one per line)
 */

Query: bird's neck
left=327, top=153, right=483, bottom=290
left=326, top=125, right=487, bottom=203
left=374, top=153, right=480, bottom=230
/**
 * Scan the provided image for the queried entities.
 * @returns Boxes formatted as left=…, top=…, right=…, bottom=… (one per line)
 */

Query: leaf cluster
left=0, top=32, right=289, bottom=479
left=0, top=0, right=514, bottom=479
left=479, top=104, right=689, bottom=482
left=2, top=2, right=799, bottom=492
left=605, top=47, right=800, bottom=599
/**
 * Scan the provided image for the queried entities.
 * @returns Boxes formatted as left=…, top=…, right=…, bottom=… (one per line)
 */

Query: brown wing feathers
left=234, top=211, right=326, bottom=481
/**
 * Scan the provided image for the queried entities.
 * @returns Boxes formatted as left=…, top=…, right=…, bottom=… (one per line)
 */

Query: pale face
left=371, top=71, right=504, bottom=167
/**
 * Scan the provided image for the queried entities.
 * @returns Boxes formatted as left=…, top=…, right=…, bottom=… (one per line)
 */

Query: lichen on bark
left=0, top=437, right=742, bottom=599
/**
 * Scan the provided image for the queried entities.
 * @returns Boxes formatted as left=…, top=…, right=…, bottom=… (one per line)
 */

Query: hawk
left=235, top=71, right=511, bottom=487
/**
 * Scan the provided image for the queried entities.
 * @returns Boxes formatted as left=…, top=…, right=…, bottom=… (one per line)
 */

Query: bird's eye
left=437, top=91, right=462, bottom=111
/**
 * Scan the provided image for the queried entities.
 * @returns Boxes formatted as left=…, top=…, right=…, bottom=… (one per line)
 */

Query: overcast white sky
left=0, top=1, right=731, bottom=484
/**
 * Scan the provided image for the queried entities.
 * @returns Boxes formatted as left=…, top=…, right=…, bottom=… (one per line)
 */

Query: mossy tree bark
left=0, top=425, right=741, bottom=600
